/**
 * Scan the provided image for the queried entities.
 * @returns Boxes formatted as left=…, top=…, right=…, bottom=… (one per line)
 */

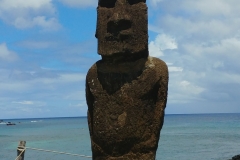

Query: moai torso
left=86, top=0, right=168, bottom=159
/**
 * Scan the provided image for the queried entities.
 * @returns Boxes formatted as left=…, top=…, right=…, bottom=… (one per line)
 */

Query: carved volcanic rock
left=85, top=0, right=168, bottom=159
left=232, top=155, right=240, bottom=160
left=96, top=0, right=148, bottom=56
left=86, top=57, right=168, bottom=159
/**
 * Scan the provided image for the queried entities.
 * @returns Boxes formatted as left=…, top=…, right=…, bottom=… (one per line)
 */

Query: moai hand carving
left=86, top=0, right=168, bottom=159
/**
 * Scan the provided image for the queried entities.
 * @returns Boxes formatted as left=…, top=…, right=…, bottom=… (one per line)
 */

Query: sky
left=0, top=0, right=240, bottom=119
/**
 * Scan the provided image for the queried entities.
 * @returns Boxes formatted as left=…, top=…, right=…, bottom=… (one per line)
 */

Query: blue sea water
left=0, top=113, right=239, bottom=160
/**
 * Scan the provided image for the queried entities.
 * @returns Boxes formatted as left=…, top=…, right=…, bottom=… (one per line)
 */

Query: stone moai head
left=96, top=0, right=148, bottom=57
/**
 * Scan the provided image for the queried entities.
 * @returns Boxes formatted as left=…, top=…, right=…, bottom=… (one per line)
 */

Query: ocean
left=0, top=113, right=239, bottom=160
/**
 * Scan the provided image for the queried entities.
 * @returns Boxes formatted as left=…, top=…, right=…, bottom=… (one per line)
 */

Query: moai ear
left=95, top=30, right=98, bottom=38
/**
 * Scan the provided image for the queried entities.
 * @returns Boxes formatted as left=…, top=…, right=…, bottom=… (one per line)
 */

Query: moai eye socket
left=98, top=0, right=117, bottom=8
left=127, top=0, right=146, bottom=5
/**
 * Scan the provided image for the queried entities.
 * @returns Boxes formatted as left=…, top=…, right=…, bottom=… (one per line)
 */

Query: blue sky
left=0, top=0, right=240, bottom=119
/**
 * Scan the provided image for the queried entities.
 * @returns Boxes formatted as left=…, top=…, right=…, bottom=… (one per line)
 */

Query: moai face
left=96, top=0, right=148, bottom=56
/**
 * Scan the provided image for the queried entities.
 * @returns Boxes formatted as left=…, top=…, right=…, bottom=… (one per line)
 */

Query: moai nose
left=115, top=0, right=127, bottom=7
left=107, top=18, right=131, bottom=36
left=107, top=1, right=132, bottom=36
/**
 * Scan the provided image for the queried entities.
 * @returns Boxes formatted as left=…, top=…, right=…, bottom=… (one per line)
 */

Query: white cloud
left=1, top=69, right=86, bottom=93
left=0, top=0, right=60, bottom=30
left=0, top=67, right=86, bottom=118
left=149, top=0, right=163, bottom=7
left=149, top=41, right=164, bottom=57
left=213, top=61, right=224, bottom=69
left=167, top=63, right=183, bottom=72
left=181, top=0, right=235, bottom=16
left=150, top=1, right=240, bottom=42
left=180, top=80, right=205, bottom=95
left=149, top=34, right=177, bottom=58
left=168, top=66, right=183, bottom=72
left=68, top=101, right=86, bottom=109
left=12, top=101, right=34, bottom=105
left=64, top=91, right=85, bottom=100
left=19, top=40, right=57, bottom=49
left=182, top=37, right=240, bottom=69
left=167, top=85, right=205, bottom=104
left=13, top=16, right=60, bottom=30
left=59, top=73, right=86, bottom=83
left=0, top=43, right=18, bottom=62
left=0, top=0, right=54, bottom=9
left=148, top=0, right=240, bottom=113
left=58, top=0, right=97, bottom=8
left=148, top=24, right=162, bottom=33
left=0, top=81, right=30, bottom=92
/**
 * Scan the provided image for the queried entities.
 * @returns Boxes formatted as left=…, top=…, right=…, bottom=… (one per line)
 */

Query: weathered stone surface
left=86, top=0, right=168, bottom=159
left=232, top=155, right=240, bottom=160
left=96, top=0, right=148, bottom=56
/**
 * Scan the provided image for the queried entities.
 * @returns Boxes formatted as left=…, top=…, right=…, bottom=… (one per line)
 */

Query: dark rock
left=86, top=0, right=168, bottom=159
left=6, top=122, right=16, bottom=125
left=232, top=155, right=240, bottom=160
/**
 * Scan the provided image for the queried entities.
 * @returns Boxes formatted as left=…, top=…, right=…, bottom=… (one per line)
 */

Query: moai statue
left=86, top=0, right=168, bottom=159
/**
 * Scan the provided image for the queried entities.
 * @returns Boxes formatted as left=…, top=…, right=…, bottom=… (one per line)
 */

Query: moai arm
left=136, top=58, right=168, bottom=156
left=86, top=79, right=94, bottom=137
left=154, top=60, right=169, bottom=137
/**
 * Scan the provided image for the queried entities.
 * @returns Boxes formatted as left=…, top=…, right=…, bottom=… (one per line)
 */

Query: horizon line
left=1, top=112, right=239, bottom=120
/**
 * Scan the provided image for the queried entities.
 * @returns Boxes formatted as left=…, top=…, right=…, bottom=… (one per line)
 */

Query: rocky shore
left=230, top=155, right=240, bottom=160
